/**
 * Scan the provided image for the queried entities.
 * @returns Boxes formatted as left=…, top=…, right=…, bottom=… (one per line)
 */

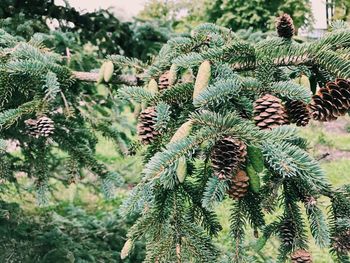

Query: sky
left=55, top=0, right=147, bottom=20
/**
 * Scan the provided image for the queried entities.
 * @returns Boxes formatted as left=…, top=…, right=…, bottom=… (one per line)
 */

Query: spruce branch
left=305, top=202, right=330, bottom=247
left=267, top=81, right=312, bottom=103
left=202, top=176, right=228, bottom=210
left=143, top=128, right=219, bottom=181
left=262, top=141, right=331, bottom=193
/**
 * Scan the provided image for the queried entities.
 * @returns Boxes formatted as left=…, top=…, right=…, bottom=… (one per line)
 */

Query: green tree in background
left=204, top=0, right=312, bottom=31
left=137, top=0, right=312, bottom=32
left=0, top=0, right=134, bottom=57
left=334, top=0, right=350, bottom=21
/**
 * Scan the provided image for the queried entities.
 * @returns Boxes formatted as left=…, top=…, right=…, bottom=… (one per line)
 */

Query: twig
left=317, top=152, right=330, bottom=161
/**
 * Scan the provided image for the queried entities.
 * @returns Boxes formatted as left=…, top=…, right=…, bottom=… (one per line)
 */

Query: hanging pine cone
left=254, top=94, right=288, bottom=130
left=211, top=137, right=247, bottom=180
left=276, top=13, right=295, bottom=38
left=290, top=250, right=312, bottom=263
left=286, top=100, right=311, bottom=126
left=158, top=71, right=171, bottom=91
left=227, top=170, right=249, bottom=200
left=332, top=229, right=350, bottom=253
left=25, top=116, right=54, bottom=138
left=37, top=116, right=54, bottom=137
left=137, top=106, right=159, bottom=144
left=279, top=218, right=296, bottom=247
left=309, top=79, right=350, bottom=122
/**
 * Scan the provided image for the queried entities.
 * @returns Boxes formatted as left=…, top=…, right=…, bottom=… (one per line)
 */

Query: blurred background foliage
left=0, top=0, right=349, bottom=262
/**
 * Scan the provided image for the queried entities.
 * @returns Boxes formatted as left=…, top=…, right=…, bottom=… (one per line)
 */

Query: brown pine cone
left=25, top=116, right=54, bottom=138
left=291, top=249, right=313, bottom=263
left=254, top=94, right=288, bottom=130
left=37, top=116, right=54, bottom=137
left=227, top=170, right=249, bottom=200
left=279, top=218, right=296, bottom=247
left=137, top=106, right=159, bottom=144
left=211, top=137, right=247, bottom=180
left=286, top=100, right=311, bottom=126
left=332, top=229, right=350, bottom=253
left=276, top=13, right=295, bottom=38
left=158, top=71, right=171, bottom=91
left=309, top=78, right=350, bottom=122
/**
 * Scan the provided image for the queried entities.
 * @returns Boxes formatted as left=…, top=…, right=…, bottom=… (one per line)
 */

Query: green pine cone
left=148, top=78, right=159, bottom=94
left=103, top=61, right=114, bottom=83
left=176, top=156, right=187, bottom=183
left=121, top=239, right=133, bottom=260
left=193, top=60, right=211, bottom=100
left=169, top=64, right=178, bottom=86
left=247, top=146, right=265, bottom=173
left=170, top=120, right=193, bottom=143
left=247, top=164, right=261, bottom=193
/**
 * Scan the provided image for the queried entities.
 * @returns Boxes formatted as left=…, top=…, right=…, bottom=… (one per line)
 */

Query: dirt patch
left=320, top=116, right=350, bottom=135
left=315, top=145, right=350, bottom=161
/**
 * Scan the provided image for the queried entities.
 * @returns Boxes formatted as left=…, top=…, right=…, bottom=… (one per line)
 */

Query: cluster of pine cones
left=25, top=116, right=55, bottom=138
left=136, top=70, right=174, bottom=145
left=137, top=67, right=192, bottom=144
left=253, top=79, right=350, bottom=130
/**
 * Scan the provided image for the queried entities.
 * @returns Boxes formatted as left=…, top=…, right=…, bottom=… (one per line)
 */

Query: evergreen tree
left=1, top=9, right=350, bottom=262
left=116, top=16, right=350, bottom=262
left=0, top=28, right=138, bottom=203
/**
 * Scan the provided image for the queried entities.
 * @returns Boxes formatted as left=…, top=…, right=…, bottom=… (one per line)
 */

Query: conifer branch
left=71, top=71, right=140, bottom=85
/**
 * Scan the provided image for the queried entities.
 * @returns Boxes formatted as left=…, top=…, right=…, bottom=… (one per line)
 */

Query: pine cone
left=25, top=118, right=40, bottom=138
left=291, top=250, right=313, bottom=263
left=137, top=106, right=159, bottom=144
left=25, top=116, right=54, bottom=138
left=37, top=116, right=54, bottom=137
left=309, top=79, right=350, bottom=122
left=286, top=100, right=311, bottom=126
left=158, top=71, right=171, bottom=91
left=227, top=170, right=249, bottom=200
left=279, top=218, right=296, bottom=247
left=211, top=137, right=247, bottom=180
left=332, top=229, right=350, bottom=253
left=276, top=13, right=295, bottom=38
left=254, top=94, right=288, bottom=130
